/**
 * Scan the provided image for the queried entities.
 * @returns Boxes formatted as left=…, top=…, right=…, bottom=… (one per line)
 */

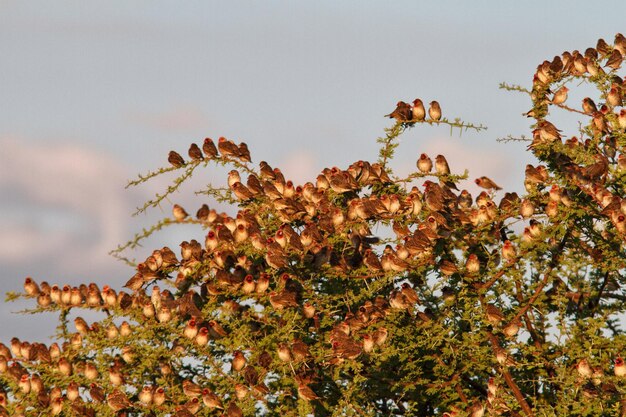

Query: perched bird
left=577, top=359, right=593, bottom=378
left=168, top=150, right=185, bottom=168
left=226, top=402, right=243, bottom=417
left=385, top=101, right=412, bottom=122
left=297, top=382, right=320, bottom=401
left=107, top=389, right=132, bottom=412
left=412, top=98, right=426, bottom=121
left=202, top=388, right=224, bottom=409
left=172, top=204, right=189, bottom=221
left=485, top=304, right=505, bottom=326
left=475, top=176, right=502, bottom=191
left=23, top=277, right=40, bottom=296
left=218, top=137, right=241, bottom=159
left=434, top=155, right=450, bottom=175
left=188, top=143, right=204, bottom=161
left=551, top=86, right=569, bottom=104
left=582, top=97, right=598, bottom=114
left=605, top=49, right=623, bottom=70
left=238, top=142, right=252, bottom=163
left=138, top=386, right=154, bottom=405
left=502, top=240, right=517, bottom=261
left=183, top=380, right=202, bottom=397
left=202, top=138, right=218, bottom=158
left=231, top=351, right=247, bottom=372
left=417, top=153, right=433, bottom=173
left=428, top=101, right=442, bottom=121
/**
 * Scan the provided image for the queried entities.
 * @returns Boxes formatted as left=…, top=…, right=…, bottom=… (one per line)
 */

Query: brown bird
left=297, top=382, right=320, bottom=401
left=172, top=204, right=189, bottom=221
left=218, top=137, right=241, bottom=159
left=434, top=155, right=450, bottom=175
left=226, top=402, right=243, bottom=417
left=231, top=182, right=255, bottom=201
left=577, top=359, right=592, bottom=378
left=153, top=387, right=166, bottom=406
left=238, top=142, right=252, bottom=162
left=582, top=97, right=598, bottom=114
left=269, top=290, right=299, bottom=310
left=475, top=176, right=502, bottom=191
left=417, top=153, right=433, bottom=173
left=605, top=49, right=623, bottom=70
left=168, top=150, right=185, bottom=168
left=107, top=388, right=132, bottom=412
left=428, top=101, right=442, bottom=121
left=551, top=85, right=569, bottom=104
left=385, top=101, right=412, bottom=122
left=208, top=320, right=228, bottom=338
left=231, top=350, right=247, bottom=372
left=89, top=383, right=105, bottom=403
left=23, top=277, right=40, bottom=296
left=501, top=240, right=517, bottom=261
left=202, top=138, right=218, bottom=158
left=412, top=98, right=426, bottom=121
left=202, top=388, right=224, bottom=409
left=607, top=86, right=622, bottom=107
left=485, top=304, right=505, bottom=326
left=138, top=386, right=154, bottom=405
left=188, top=143, right=203, bottom=161
left=183, top=380, right=203, bottom=397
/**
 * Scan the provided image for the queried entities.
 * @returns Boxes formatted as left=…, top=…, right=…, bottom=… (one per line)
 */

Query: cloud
left=394, top=133, right=529, bottom=195
left=0, top=136, right=137, bottom=281
left=125, top=106, right=210, bottom=132
left=280, top=150, right=320, bottom=185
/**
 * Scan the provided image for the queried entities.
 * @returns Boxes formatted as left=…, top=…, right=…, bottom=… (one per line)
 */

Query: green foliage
left=2, top=34, right=626, bottom=417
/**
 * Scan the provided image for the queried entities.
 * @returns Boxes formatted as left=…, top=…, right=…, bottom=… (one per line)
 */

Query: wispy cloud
left=0, top=136, right=137, bottom=280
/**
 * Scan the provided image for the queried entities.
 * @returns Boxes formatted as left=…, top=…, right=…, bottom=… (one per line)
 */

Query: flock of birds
left=1, top=33, right=626, bottom=417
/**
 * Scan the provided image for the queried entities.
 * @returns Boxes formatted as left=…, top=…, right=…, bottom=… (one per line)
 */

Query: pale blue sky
left=1, top=1, right=624, bottom=339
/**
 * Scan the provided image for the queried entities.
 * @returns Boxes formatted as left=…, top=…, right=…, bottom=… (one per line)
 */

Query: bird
left=172, top=204, right=189, bottom=221
left=202, top=388, right=224, bottom=409
left=217, top=137, right=242, bottom=159
left=226, top=402, right=243, bottom=417
left=231, top=351, right=247, bottom=372
left=202, top=138, right=218, bottom=158
left=188, top=143, right=204, bottom=161
left=577, top=359, right=593, bottom=378
left=501, top=240, right=517, bottom=261
left=475, top=176, right=502, bottom=191
left=385, top=101, right=412, bottom=122
left=551, top=86, right=569, bottom=104
left=582, top=97, right=598, bottom=114
left=182, top=380, right=202, bottom=397
left=605, top=49, right=623, bottom=70
left=107, top=389, right=132, bottom=412
left=428, top=101, right=442, bottom=121
left=168, top=150, right=185, bottom=168
left=485, top=304, right=505, bottom=326
left=138, top=386, right=154, bottom=405
left=297, top=382, right=320, bottom=401
left=434, top=155, right=451, bottom=175
left=412, top=98, right=426, bottom=121
left=23, top=277, right=40, bottom=296
left=417, top=153, right=433, bottom=173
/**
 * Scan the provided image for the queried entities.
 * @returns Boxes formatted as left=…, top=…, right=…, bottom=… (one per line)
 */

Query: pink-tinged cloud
left=125, top=106, right=210, bottom=132
left=280, top=151, right=319, bottom=185
left=0, top=136, right=136, bottom=278
left=394, top=134, right=527, bottom=195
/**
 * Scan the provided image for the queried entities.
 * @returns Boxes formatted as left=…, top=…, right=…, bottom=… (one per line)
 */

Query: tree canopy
left=3, top=34, right=626, bottom=417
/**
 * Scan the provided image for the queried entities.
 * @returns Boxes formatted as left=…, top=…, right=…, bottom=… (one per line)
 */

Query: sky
left=1, top=1, right=625, bottom=341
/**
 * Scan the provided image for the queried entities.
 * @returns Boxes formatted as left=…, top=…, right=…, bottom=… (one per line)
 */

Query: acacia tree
left=2, top=34, right=626, bottom=417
